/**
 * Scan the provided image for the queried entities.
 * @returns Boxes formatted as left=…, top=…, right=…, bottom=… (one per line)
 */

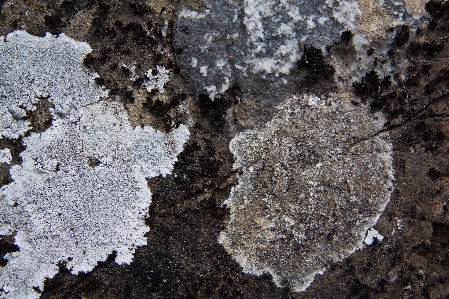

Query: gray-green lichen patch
left=0, top=31, right=189, bottom=299
left=219, top=94, right=394, bottom=292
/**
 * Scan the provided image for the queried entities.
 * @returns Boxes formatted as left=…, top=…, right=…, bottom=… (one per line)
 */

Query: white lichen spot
left=318, top=16, right=329, bottom=25
left=161, top=19, right=169, bottom=38
left=364, top=228, right=384, bottom=245
left=206, top=85, right=217, bottom=100
left=0, top=31, right=189, bottom=299
left=242, top=0, right=304, bottom=75
left=191, top=57, right=198, bottom=68
left=144, top=65, right=171, bottom=93
left=200, top=66, right=208, bottom=76
left=216, top=59, right=227, bottom=69
left=221, top=78, right=230, bottom=93
left=329, top=0, right=362, bottom=31
left=306, top=15, right=316, bottom=29
left=219, top=94, right=394, bottom=292
left=397, top=218, right=403, bottom=230
left=178, top=7, right=210, bottom=19
left=392, top=217, right=403, bottom=235
left=0, top=149, right=12, bottom=164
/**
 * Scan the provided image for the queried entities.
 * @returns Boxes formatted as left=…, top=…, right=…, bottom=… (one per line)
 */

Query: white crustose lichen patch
left=144, top=65, right=171, bottom=93
left=219, top=94, right=394, bottom=292
left=0, top=31, right=106, bottom=139
left=0, top=149, right=11, bottom=165
left=0, top=31, right=189, bottom=299
left=364, top=228, right=384, bottom=245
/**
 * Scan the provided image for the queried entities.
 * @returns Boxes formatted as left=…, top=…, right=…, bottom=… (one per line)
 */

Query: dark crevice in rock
left=0, top=234, right=19, bottom=267
left=394, top=25, right=410, bottom=47
left=87, top=157, right=101, bottom=168
left=25, top=97, right=54, bottom=134
left=0, top=0, right=6, bottom=12
left=298, top=46, right=335, bottom=86
left=0, top=137, right=25, bottom=166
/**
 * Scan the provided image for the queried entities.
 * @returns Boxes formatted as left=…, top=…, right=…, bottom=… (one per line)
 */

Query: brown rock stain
left=356, top=0, right=393, bottom=39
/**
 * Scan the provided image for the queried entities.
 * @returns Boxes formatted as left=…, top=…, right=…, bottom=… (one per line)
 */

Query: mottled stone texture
left=1, top=0, right=449, bottom=298
left=220, top=95, right=394, bottom=291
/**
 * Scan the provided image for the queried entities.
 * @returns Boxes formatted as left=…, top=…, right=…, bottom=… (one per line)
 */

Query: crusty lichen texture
left=0, top=31, right=189, bottom=299
left=176, top=0, right=428, bottom=99
left=219, top=95, right=394, bottom=292
left=0, top=31, right=105, bottom=139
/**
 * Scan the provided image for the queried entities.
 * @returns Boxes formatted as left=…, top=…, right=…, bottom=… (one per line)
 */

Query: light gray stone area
left=219, top=94, right=394, bottom=292
left=175, top=0, right=425, bottom=99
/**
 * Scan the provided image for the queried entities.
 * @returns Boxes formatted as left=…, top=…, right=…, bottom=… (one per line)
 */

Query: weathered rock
left=0, top=0, right=448, bottom=298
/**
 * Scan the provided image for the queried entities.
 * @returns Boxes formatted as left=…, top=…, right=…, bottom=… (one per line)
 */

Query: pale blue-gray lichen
left=0, top=31, right=189, bottom=299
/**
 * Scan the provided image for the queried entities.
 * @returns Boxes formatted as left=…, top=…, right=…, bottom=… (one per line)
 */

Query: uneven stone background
left=0, top=0, right=448, bottom=298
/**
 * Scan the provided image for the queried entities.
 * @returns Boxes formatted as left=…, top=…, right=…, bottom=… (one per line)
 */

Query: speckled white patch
left=144, top=65, right=171, bottom=93
left=0, top=149, right=11, bottom=164
left=0, top=31, right=106, bottom=139
left=0, top=31, right=189, bottom=299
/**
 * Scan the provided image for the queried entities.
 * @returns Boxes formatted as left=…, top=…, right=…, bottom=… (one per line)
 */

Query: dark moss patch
left=411, top=242, right=431, bottom=256
left=394, top=25, right=410, bottom=47
left=128, top=1, right=152, bottom=15
left=424, top=68, right=449, bottom=95
left=0, top=137, right=26, bottom=166
left=60, top=0, right=85, bottom=20
left=430, top=223, right=449, bottom=267
left=0, top=0, right=6, bottom=12
left=409, top=41, right=444, bottom=57
left=142, top=97, right=178, bottom=133
left=340, top=30, right=354, bottom=46
left=43, top=14, right=65, bottom=35
left=39, top=0, right=88, bottom=36
left=427, top=167, right=442, bottom=180
left=94, top=77, right=105, bottom=85
left=122, top=22, right=151, bottom=45
left=87, top=157, right=101, bottom=168
left=411, top=121, right=447, bottom=152
left=353, top=71, right=392, bottom=104
left=347, top=278, right=374, bottom=298
left=197, top=94, right=233, bottom=133
left=0, top=163, right=12, bottom=186
left=298, top=46, right=335, bottom=84
left=426, top=0, right=449, bottom=19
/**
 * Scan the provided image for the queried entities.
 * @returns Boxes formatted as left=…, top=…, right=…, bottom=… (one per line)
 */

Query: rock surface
left=0, top=0, right=448, bottom=298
